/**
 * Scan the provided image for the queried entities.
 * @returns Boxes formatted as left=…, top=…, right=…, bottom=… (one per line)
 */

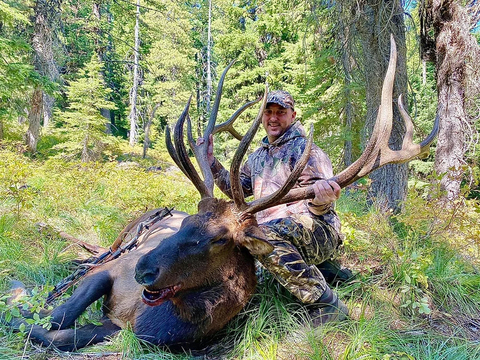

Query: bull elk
left=9, top=36, right=438, bottom=351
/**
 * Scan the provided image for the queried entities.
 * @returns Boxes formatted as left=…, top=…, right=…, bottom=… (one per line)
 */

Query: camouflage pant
left=257, top=217, right=341, bottom=304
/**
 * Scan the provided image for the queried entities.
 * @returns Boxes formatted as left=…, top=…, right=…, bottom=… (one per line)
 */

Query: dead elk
left=8, top=36, right=438, bottom=352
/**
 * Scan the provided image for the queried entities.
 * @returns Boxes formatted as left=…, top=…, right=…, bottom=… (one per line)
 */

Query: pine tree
left=54, top=55, right=116, bottom=161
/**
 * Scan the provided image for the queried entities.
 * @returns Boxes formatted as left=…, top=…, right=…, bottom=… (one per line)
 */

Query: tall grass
left=0, top=146, right=479, bottom=359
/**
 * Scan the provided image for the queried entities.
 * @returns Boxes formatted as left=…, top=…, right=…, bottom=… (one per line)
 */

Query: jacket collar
left=261, top=121, right=305, bottom=148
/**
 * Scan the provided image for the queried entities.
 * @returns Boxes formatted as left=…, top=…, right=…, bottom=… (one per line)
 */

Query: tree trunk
left=356, top=0, right=409, bottom=213
left=142, top=104, right=159, bottom=159
left=196, top=0, right=215, bottom=134
left=128, top=0, right=141, bottom=147
left=26, top=87, right=43, bottom=152
left=93, top=1, right=113, bottom=133
left=205, top=0, right=213, bottom=115
left=426, top=0, right=480, bottom=201
left=28, top=0, right=62, bottom=152
left=43, top=93, right=55, bottom=128
left=336, top=1, right=355, bottom=167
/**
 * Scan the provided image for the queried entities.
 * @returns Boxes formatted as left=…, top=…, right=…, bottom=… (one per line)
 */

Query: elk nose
left=134, top=266, right=159, bottom=286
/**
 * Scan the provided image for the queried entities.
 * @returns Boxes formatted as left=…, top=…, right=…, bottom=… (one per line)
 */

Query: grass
left=0, top=144, right=479, bottom=359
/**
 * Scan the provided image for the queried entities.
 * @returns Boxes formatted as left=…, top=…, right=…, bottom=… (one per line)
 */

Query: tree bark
left=26, top=87, right=43, bottom=152
left=43, top=92, right=55, bottom=128
left=27, top=0, right=61, bottom=152
left=425, top=0, right=480, bottom=201
left=336, top=1, right=355, bottom=167
left=142, top=104, right=159, bottom=159
left=356, top=0, right=409, bottom=213
left=93, top=1, right=113, bottom=133
left=128, top=0, right=141, bottom=147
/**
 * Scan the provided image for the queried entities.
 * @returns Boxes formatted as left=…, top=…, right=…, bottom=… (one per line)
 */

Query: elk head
left=134, top=35, right=439, bottom=309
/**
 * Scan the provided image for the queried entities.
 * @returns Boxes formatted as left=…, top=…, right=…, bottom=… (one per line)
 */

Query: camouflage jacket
left=211, top=121, right=341, bottom=233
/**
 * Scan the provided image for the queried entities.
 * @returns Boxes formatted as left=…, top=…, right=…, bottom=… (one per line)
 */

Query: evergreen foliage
left=53, top=55, right=117, bottom=161
left=0, top=0, right=36, bottom=137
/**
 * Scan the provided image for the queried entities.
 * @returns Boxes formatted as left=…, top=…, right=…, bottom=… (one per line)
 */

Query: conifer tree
left=54, top=55, right=116, bottom=161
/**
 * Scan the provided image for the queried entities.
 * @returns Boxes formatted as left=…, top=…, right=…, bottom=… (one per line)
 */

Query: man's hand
left=196, top=134, right=215, bottom=166
left=310, top=180, right=341, bottom=206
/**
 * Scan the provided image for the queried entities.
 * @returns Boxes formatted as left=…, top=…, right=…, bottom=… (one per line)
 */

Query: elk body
left=16, top=205, right=269, bottom=351
left=11, top=36, right=438, bottom=352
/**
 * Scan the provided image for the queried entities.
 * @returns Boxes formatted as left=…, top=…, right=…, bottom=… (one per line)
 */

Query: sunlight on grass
left=0, top=147, right=479, bottom=359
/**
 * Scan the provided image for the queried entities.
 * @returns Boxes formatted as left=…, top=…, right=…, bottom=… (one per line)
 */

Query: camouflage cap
left=266, top=90, right=295, bottom=110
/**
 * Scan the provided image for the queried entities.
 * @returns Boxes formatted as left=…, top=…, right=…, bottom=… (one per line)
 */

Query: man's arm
left=298, top=146, right=340, bottom=215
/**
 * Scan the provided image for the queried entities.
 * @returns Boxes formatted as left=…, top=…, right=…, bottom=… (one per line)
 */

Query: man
left=206, top=90, right=348, bottom=325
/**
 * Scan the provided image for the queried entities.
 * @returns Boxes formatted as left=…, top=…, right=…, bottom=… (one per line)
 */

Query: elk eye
left=211, top=238, right=227, bottom=246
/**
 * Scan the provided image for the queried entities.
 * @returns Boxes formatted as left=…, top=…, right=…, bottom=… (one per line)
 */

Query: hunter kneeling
left=201, top=90, right=349, bottom=325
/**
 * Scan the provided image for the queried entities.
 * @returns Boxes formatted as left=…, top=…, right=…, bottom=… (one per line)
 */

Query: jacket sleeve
left=296, top=144, right=335, bottom=215
left=211, top=158, right=253, bottom=198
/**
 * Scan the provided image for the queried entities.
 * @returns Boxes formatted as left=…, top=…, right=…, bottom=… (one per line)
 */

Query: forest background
left=0, top=0, right=480, bottom=359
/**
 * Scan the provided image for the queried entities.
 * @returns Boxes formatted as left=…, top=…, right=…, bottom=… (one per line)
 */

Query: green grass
left=1, top=145, right=479, bottom=359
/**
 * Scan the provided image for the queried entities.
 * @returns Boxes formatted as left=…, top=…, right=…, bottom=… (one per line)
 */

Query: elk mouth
left=142, top=284, right=182, bottom=307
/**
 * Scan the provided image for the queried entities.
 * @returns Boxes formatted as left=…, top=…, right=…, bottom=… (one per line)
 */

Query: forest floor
left=1, top=144, right=479, bottom=359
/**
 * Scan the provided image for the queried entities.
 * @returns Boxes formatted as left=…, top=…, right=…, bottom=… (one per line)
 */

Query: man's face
left=262, top=103, right=296, bottom=143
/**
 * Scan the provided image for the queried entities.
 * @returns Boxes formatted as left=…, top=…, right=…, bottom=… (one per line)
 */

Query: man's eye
left=278, top=111, right=287, bottom=115
left=263, top=110, right=272, bottom=115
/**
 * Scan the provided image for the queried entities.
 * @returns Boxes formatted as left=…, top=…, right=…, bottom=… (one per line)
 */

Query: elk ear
left=240, top=226, right=274, bottom=256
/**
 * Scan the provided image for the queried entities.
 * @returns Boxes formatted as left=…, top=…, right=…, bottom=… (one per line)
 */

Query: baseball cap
left=266, top=90, right=295, bottom=110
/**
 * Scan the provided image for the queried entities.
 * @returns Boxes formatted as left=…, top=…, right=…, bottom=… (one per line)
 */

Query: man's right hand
left=197, top=134, right=215, bottom=166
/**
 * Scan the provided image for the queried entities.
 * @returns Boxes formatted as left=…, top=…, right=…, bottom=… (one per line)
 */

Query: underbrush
left=0, top=147, right=479, bottom=359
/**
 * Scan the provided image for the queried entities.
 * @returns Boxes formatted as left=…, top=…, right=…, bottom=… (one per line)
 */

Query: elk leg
left=49, top=270, right=113, bottom=330
left=28, top=317, right=120, bottom=352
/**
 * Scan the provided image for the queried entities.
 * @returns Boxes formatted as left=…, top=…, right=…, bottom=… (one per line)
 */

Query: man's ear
left=239, top=226, right=273, bottom=256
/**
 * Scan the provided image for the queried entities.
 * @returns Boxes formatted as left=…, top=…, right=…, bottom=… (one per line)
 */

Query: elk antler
left=229, top=89, right=268, bottom=209
left=166, top=61, right=261, bottom=199
left=239, top=34, right=439, bottom=215
left=212, top=98, right=262, bottom=140
left=166, top=97, right=212, bottom=198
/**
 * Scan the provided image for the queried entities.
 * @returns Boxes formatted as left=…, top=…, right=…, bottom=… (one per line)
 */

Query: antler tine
left=230, top=87, right=268, bottom=210
left=171, top=97, right=212, bottom=198
left=242, top=125, right=314, bottom=216
left=213, top=97, right=261, bottom=140
left=204, top=59, right=236, bottom=139
left=399, top=95, right=440, bottom=157
left=182, top=60, right=237, bottom=197
left=186, top=112, right=195, bottom=150
left=166, top=125, right=190, bottom=181
left=421, top=111, right=440, bottom=149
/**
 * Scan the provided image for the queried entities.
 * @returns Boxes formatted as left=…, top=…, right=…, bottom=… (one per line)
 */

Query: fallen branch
left=35, top=222, right=107, bottom=256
